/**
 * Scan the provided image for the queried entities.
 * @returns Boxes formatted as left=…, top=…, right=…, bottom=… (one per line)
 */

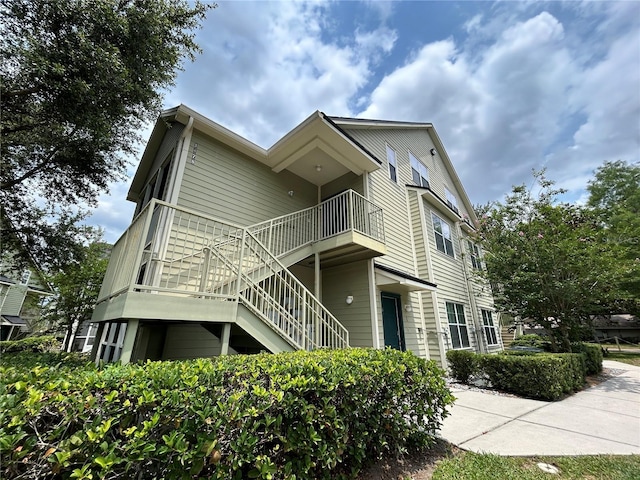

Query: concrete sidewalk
left=438, top=360, right=640, bottom=455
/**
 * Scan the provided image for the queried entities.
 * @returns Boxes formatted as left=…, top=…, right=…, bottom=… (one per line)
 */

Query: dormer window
left=409, top=151, right=429, bottom=188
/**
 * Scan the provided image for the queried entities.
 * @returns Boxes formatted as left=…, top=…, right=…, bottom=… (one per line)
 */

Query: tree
left=1, top=0, right=214, bottom=270
left=45, top=240, right=110, bottom=351
left=587, top=161, right=640, bottom=313
left=476, top=172, right=620, bottom=352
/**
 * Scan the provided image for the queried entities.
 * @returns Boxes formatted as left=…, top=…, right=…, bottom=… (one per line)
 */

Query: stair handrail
left=238, top=229, right=349, bottom=349
left=205, top=228, right=348, bottom=349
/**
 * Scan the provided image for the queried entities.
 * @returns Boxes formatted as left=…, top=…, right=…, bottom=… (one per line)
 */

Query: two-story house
left=0, top=249, right=53, bottom=341
left=91, top=105, right=502, bottom=365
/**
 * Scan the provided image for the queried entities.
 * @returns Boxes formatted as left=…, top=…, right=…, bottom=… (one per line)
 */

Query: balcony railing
left=95, top=191, right=383, bottom=351
left=248, top=189, right=385, bottom=257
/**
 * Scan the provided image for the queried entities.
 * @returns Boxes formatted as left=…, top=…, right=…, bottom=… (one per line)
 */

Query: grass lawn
left=432, top=451, right=640, bottom=480
left=604, top=350, right=640, bottom=367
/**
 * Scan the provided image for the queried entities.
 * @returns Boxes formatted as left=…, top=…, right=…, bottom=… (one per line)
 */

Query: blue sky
left=90, top=0, right=640, bottom=243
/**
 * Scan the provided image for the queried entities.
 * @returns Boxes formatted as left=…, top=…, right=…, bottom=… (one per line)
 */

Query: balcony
left=93, top=190, right=385, bottom=331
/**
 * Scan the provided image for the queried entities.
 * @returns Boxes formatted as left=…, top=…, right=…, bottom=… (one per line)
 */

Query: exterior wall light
left=345, top=295, right=354, bottom=305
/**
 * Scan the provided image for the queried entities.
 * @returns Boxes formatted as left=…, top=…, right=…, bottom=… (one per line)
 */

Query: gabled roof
left=328, top=116, right=478, bottom=225
left=129, top=106, right=383, bottom=200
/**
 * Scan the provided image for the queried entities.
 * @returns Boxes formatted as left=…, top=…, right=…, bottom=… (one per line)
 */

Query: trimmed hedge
left=0, top=335, right=60, bottom=354
left=479, top=353, right=585, bottom=401
left=571, top=342, right=603, bottom=375
left=446, top=350, right=477, bottom=383
left=510, top=334, right=551, bottom=351
left=0, top=348, right=454, bottom=480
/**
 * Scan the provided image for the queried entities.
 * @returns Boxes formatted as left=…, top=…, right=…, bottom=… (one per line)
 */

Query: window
left=468, top=241, right=482, bottom=269
left=432, top=213, right=455, bottom=257
left=98, top=322, right=127, bottom=363
left=482, top=310, right=499, bottom=346
left=19, top=270, right=31, bottom=285
left=445, top=187, right=459, bottom=214
left=386, top=144, right=397, bottom=183
left=135, top=153, right=174, bottom=216
left=446, top=302, right=470, bottom=349
left=409, top=151, right=429, bottom=187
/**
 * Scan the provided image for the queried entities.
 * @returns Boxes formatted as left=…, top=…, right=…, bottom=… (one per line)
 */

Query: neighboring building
left=592, top=314, right=640, bottom=344
left=91, top=105, right=501, bottom=365
left=0, top=251, right=53, bottom=341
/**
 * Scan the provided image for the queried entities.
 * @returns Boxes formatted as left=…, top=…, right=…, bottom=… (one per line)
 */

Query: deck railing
left=96, top=196, right=368, bottom=350
left=248, top=189, right=385, bottom=256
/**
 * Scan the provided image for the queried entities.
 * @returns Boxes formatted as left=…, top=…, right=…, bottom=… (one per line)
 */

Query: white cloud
left=359, top=6, right=639, bottom=205
left=90, top=1, right=639, bottom=242
left=165, top=1, right=397, bottom=147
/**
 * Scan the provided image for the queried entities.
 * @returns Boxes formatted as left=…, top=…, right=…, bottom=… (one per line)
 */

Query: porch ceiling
left=268, top=114, right=380, bottom=186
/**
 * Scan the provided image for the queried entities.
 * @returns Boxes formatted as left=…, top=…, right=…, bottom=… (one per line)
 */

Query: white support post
left=220, top=323, right=231, bottom=355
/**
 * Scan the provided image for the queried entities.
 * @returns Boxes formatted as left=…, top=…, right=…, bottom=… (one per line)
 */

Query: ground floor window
left=97, top=322, right=127, bottom=363
left=482, top=309, right=499, bottom=346
left=71, top=322, right=99, bottom=353
left=446, top=302, right=470, bottom=349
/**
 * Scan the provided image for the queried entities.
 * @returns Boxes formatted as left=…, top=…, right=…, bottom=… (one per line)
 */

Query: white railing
left=96, top=199, right=350, bottom=350
left=248, top=189, right=385, bottom=255
left=210, top=231, right=349, bottom=349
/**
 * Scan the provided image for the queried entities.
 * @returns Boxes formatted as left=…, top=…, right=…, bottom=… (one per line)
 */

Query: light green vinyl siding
left=343, top=128, right=422, bottom=274
left=0, top=285, right=27, bottom=316
left=424, top=199, right=478, bottom=351
left=177, top=130, right=317, bottom=226
left=408, top=190, right=429, bottom=279
left=135, top=122, right=184, bottom=200
left=321, top=260, right=372, bottom=347
left=321, top=172, right=364, bottom=199
left=403, top=291, right=428, bottom=357
left=152, top=122, right=183, bottom=182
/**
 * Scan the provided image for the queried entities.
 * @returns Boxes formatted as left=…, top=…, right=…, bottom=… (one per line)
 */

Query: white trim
left=169, top=116, right=194, bottom=205
left=368, top=259, right=381, bottom=349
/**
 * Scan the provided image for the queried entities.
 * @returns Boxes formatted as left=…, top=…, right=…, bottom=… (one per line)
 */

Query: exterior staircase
left=94, top=190, right=385, bottom=353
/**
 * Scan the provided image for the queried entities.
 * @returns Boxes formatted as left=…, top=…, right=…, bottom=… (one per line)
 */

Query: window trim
left=432, top=213, right=455, bottom=257
left=386, top=144, right=397, bottom=183
left=409, top=151, right=429, bottom=188
left=445, top=187, right=459, bottom=214
left=446, top=301, right=470, bottom=349
left=468, top=240, right=482, bottom=270
left=481, top=309, right=499, bottom=346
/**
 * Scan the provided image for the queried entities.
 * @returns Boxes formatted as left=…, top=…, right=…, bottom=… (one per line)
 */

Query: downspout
left=456, top=221, right=484, bottom=353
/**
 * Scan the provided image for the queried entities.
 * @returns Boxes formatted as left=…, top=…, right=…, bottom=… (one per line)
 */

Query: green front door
left=381, top=292, right=405, bottom=350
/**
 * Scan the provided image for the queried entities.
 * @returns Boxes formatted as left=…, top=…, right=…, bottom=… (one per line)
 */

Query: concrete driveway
left=438, top=360, right=640, bottom=455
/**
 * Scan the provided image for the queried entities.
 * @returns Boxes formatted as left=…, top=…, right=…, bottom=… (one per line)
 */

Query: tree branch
left=0, top=146, right=61, bottom=190
left=1, top=86, right=43, bottom=98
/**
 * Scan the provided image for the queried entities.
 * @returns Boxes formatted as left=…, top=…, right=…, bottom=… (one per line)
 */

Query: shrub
left=478, top=353, right=585, bottom=401
left=571, top=342, right=603, bottom=375
left=0, top=348, right=454, bottom=480
left=510, top=334, right=551, bottom=351
left=446, top=350, right=478, bottom=383
left=0, top=335, right=60, bottom=354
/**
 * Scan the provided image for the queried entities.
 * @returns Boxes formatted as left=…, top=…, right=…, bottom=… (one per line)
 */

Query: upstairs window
left=446, top=302, right=470, bottom=349
left=482, top=309, right=499, bottom=346
left=445, top=187, right=459, bottom=214
left=432, top=213, right=454, bottom=257
left=409, top=151, right=429, bottom=188
left=386, top=144, right=397, bottom=183
left=468, top=241, right=482, bottom=269
left=135, top=154, right=174, bottom=216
